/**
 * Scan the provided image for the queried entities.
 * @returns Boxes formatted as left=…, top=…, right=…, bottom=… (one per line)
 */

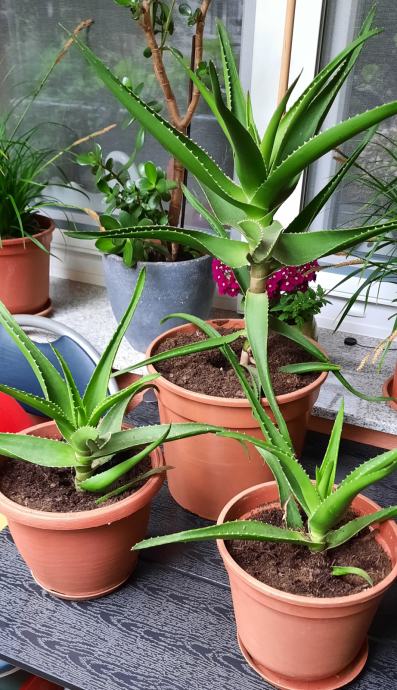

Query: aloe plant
left=0, top=269, right=236, bottom=499
left=66, top=9, right=397, bottom=383
left=131, top=301, right=397, bottom=567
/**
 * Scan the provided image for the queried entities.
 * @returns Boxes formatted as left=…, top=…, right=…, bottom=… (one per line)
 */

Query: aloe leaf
left=133, top=519, right=312, bottom=551
left=333, top=370, right=394, bottom=403
left=83, top=268, right=146, bottom=417
left=316, top=400, right=344, bottom=499
left=273, top=221, right=397, bottom=265
left=270, top=12, right=378, bottom=164
left=0, top=383, right=74, bottom=433
left=88, top=373, right=160, bottom=427
left=71, top=32, right=250, bottom=207
left=246, top=91, right=261, bottom=145
left=81, top=426, right=170, bottom=492
left=201, top=184, right=252, bottom=226
left=51, top=346, right=85, bottom=427
left=332, top=566, right=373, bottom=586
left=246, top=221, right=283, bottom=263
left=208, top=61, right=266, bottom=196
left=269, top=316, right=328, bottom=362
left=260, top=74, right=301, bottom=165
left=309, top=449, right=397, bottom=538
left=67, top=225, right=249, bottom=269
left=280, top=362, right=341, bottom=374
left=327, top=506, right=397, bottom=549
left=285, top=128, right=376, bottom=233
left=95, top=465, right=170, bottom=505
left=0, top=433, right=76, bottom=467
left=255, top=100, right=397, bottom=210
left=0, top=301, right=71, bottom=415
left=216, top=20, right=247, bottom=125
left=245, top=290, right=292, bottom=448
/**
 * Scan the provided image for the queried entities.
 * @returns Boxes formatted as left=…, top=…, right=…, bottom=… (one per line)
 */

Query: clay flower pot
left=0, top=215, right=54, bottom=315
left=217, top=481, right=397, bottom=690
left=382, top=361, right=397, bottom=411
left=145, top=319, right=328, bottom=520
left=0, top=421, right=164, bottom=600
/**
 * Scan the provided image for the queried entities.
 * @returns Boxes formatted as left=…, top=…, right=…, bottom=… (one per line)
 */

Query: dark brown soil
left=227, top=506, right=392, bottom=597
left=153, top=323, right=318, bottom=398
left=0, top=454, right=152, bottom=513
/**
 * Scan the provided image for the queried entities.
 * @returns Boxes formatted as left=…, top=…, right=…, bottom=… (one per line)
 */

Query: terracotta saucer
left=237, top=634, right=368, bottom=690
left=32, top=299, right=53, bottom=318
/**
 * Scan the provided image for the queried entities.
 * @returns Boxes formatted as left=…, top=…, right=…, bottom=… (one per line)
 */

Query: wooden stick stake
left=277, top=0, right=297, bottom=104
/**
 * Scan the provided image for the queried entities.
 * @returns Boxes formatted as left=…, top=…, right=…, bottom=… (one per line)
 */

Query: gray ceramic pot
left=102, top=253, right=215, bottom=352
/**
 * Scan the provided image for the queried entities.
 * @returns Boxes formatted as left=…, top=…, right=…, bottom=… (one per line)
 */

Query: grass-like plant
left=0, top=269, right=239, bottom=500
left=131, top=298, right=397, bottom=582
left=66, top=9, right=397, bottom=394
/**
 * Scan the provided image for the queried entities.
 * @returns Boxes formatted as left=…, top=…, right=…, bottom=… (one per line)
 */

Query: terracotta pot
left=382, top=361, right=397, bottom=411
left=0, top=215, right=54, bottom=314
left=0, top=421, right=164, bottom=600
left=145, top=319, right=328, bottom=520
left=217, top=481, right=397, bottom=690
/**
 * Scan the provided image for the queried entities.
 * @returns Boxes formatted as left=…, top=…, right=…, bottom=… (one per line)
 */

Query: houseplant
left=133, top=311, right=397, bottom=689
left=67, top=11, right=397, bottom=516
left=78, top=138, right=214, bottom=351
left=0, top=269, right=228, bottom=599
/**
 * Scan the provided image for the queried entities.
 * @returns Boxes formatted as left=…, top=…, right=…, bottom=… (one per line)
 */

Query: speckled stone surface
left=49, top=277, right=397, bottom=435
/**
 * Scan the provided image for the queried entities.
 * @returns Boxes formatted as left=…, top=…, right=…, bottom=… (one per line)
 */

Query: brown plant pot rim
left=0, top=421, right=164, bottom=530
left=147, top=319, right=328, bottom=408
left=217, top=480, right=397, bottom=609
left=1, top=214, right=54, bottom=247
left=382, top=374, right=397, bottom=411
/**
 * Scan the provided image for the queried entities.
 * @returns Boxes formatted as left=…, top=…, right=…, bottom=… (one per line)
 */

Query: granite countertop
left=48, top=277, right=397, bottom=436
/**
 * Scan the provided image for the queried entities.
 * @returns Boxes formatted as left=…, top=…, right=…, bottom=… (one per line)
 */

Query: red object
left=20, top=676, right=62, bottom=689
left=0, top=393, right=33, bottom=432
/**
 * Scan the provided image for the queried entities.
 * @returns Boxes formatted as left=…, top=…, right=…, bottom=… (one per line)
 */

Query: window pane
left=0, top=0, right=243, bottom=224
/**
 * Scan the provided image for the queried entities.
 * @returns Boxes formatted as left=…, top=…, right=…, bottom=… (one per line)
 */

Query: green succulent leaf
left=0, top=433, right=76, bottom=467
left=316, top=400, right=344, bottom=499
left=95, top=465, right=170, bottom=505
left=332, top=566, right=373, bottom=586
left=88, top=373, right=160, bottom=427
left=0, top=384, right=74, bottom=433
left=216, top=20, right=247, bottom=125
left=280, top=362, right=341, bottom=374
left=260, top=73, right=301, bottom=166
left=327, top=506, right=397, bottom=549
left=133, top=519, right=312, bottom=550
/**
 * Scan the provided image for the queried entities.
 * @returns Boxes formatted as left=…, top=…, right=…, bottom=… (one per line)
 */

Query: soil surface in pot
left=0, top=455, right=152, bottom=512
left=227, top=507, right=392, bottom=597
left=153, top=325, right=318, bottom=397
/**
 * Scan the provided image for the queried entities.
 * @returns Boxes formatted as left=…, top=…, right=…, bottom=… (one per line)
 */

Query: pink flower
left=211, top=259, right=318, bottom=298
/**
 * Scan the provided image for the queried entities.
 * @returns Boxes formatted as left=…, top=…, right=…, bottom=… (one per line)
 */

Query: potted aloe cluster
left=68, top=10, right=397, bottom=519
left=133, top=308, right=397, bottom=689
left=0, top=269, right=221, bottom=600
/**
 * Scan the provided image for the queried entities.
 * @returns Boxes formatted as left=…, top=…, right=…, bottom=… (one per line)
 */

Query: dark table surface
left=0, top=399, right=396, bottom=690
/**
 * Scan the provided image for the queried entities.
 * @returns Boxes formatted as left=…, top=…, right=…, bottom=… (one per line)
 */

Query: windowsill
left=48, top=276, right=397, bottom=437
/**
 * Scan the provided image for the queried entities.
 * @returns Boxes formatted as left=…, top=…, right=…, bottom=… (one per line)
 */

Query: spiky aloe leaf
left=285, top=127, right=376, bottom=233
left=245, top=290, right=291, bottom=448
left=0, top=384, right=74, bottom=433
left=201, top=184, right=251, bottom=226
left=272, top=221, right=397, bottom=265
left=81, top=426, right=170, bottom=492
left=260, top=74, right=301, bottom=166
left=316, top=401, right=344, bottom=499
left=96, top=465, right=170, bottom=505
left=254, top=101, right=397, bottom=210
left=67, top=226, right=249, bottom=269
left=83, top=268, right=146, bottom=417
left=216, top=20, right=246, bottom=125
left=88, top=373, right=160, bottom=427
left=208, top=61, right=266, bottom=196
left=280, top=362, right=341, bottom=374
left=0, top=433, right=76, bottom=467
left=332, top=566, right=373, bottom=586
left=327, top=506, right=397, bottom=549
left=270, top=11, right=378, bottom=165
left=0, top=301, right=71, bottom=417
left=269, top=316, right=328, bottom=363
left=133, top=520, right=312, bottom=550
left=51, top=346, right=86, bottom=428
left=71, top=32, right=255, bottom=210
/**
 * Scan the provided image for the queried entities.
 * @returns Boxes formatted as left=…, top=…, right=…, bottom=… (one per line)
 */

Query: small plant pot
left=382, top=361, right=397, bottom=411
left=217, top=482, right=397, bottom=690
left=145, top=319, right=328, bottom=520
left=102, top=253, right=215, bottom=352
left=0, top=421, right=164, bottom=600
left=0, top=215, right=54, bottom=315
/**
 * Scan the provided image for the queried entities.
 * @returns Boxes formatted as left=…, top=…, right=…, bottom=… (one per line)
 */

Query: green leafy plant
left=67, top=9, right=397, bottom=392
left=77, top=140, right=177, bottom=266
left=0, top=268, right=238, bottom=499
left=270, top=285, right=329, bottom=329
left=130, top=301, right=397, bottom=581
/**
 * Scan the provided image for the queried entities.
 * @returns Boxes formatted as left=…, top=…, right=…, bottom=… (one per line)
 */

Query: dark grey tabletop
left=0, top=400, right=396, bottom=690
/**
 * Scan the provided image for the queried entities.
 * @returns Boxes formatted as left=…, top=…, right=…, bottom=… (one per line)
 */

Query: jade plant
left=0, top=269, right=239, bottom=501
left=66, top=9, right=397, bottom=393
left=131, top=301, right=397, bottom=581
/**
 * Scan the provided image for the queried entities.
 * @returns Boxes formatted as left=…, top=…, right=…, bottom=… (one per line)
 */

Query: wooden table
left=0, top=400, right=396, bottom=690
